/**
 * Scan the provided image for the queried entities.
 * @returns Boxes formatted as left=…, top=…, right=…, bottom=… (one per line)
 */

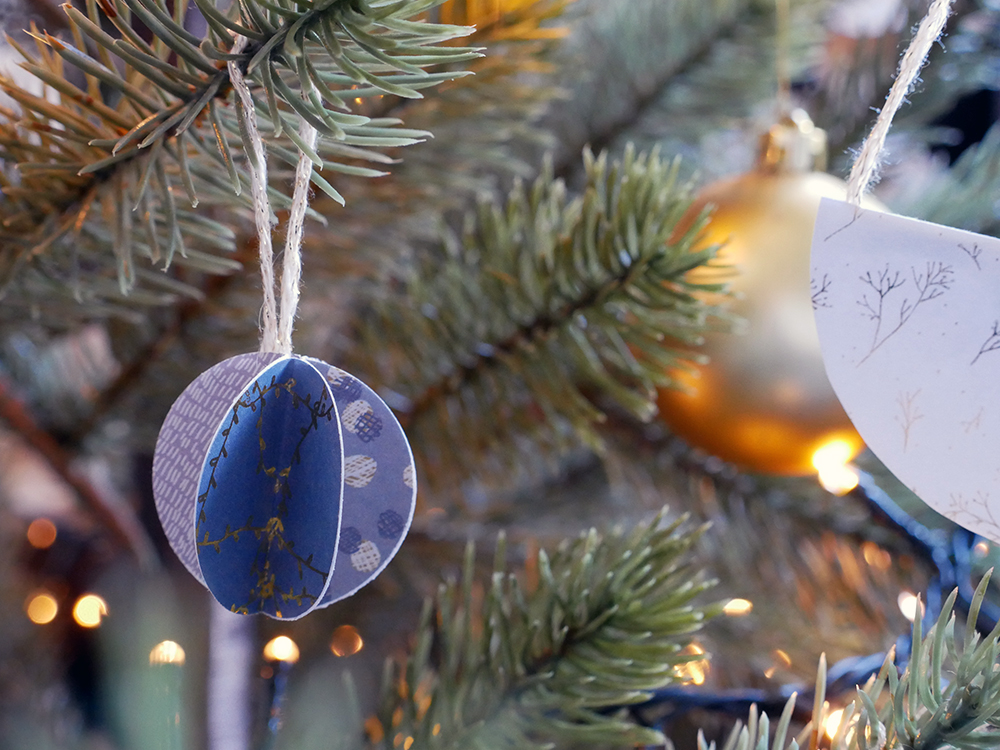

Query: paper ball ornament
left=656, top=111, right=879, bottom=475
left=152, top=352, right=415, bottom=619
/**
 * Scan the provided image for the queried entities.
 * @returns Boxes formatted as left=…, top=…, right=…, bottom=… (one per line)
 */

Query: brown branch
left=0, top=375, right=157, bottom=567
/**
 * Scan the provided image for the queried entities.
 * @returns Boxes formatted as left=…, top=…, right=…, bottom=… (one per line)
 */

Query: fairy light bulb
left=25, top=592, right=58, bottom=624
left=150, top=640, right=186, bottom=666
left=824, top=708, right=846, bottom=740
left=657, top=110, right=878, bottom=475
left=723, top=598, right=753, bottom=616
left=898, top=591, right=922, bottom=622
left=813, top=439, right=861, bottom=494
left=263, top=635, right=300, bottom=664
left=72, top=594, right=108, bottom=628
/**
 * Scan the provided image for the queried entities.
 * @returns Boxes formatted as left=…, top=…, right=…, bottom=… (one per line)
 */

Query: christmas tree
left=3, top=0, right=1000, bottom=747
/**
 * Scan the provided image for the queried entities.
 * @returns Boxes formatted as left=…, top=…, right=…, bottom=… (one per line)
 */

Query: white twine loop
left=846, top=0, right=955, bottom=206
left=228, top=35, right=318, bottom=355
left=278, top=118, right=318, bottom=354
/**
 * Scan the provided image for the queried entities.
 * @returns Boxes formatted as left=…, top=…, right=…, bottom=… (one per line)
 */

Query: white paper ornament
left=806, top=0, right=996, bottom=535
left=812, top=198, right=1000, bottom=541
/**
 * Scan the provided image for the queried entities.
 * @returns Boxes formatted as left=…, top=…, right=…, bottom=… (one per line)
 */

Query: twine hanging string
left=277, top=117, right=318, bottom=354
left=845, top=0, right=955, bottom=206
left=228, top=36, right=316, bottom=356
left=775, top=0, right=791, bottom=117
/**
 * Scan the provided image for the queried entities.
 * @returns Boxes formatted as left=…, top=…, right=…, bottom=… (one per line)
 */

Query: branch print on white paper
left=896, top=389, right=923, bottom=451
left=856, top=262, right=953, bottom=364
left=812, top=198, right=1000, bottom=544
left=971, top=321, right=1000, bottom=365
left=948, top=491, right=1000, bottom=540
left=959, top=243, right=983, bottom=270
left=962, top=407, right=984, bottom=434
left=811, top=274, right=832, bottom=310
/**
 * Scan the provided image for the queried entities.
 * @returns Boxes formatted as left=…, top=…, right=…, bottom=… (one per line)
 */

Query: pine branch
left=301, top=0, right=573, bottom=271
left=709, top=574, right=1000, bottom=750
left=352, top=146, right=726, bottom=489
left=371, top=510, right=718, bottom=749
left=0, top=0, right=479, bottom=318
left=561, top=0, right=834, bottom=186
left=894, top=122, right=1000, bottom=235
left=546, top=0, right=752, bottom=179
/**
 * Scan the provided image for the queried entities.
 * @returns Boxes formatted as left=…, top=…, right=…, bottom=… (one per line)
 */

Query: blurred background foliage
left=2, top=0, right=1000, bottom=747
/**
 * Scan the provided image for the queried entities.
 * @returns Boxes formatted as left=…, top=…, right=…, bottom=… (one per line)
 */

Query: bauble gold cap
left=758, top=108, right=827, bottom=173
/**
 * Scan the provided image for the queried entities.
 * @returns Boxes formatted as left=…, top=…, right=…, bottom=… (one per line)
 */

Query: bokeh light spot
left=25, top=592, right=58, bottom=624
left=26, top=518, right=57, bottom=549
left=330, top=624, right=363, bottom=657
left=262, top=635, right=299, bottom=664
left=72, top=594, right=108, bottom=628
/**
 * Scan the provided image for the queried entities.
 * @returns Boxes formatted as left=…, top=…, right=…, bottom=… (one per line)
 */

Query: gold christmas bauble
left=657, top=111, right=883, bottom=475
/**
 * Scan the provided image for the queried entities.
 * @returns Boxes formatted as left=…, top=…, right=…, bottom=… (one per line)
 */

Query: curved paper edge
left=811, top=197, right=1000, bottom=544
left=305, top=360, right=417, bottom=607
left=153, top=352, right=284, bottom=583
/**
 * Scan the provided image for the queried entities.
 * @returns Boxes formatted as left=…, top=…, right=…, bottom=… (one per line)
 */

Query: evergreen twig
left=354, top=146, right=727, bottom=487
left=707, top=575, right=1000, bottom=750
left=0, top=0, right=479, bottom=316
left=372, top=510, right=718, bottom=749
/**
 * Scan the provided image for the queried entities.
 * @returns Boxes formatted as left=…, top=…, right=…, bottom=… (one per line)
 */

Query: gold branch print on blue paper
left=195, top=359, right=342, bottom=618
left=153, top=353, right=415, bottom=620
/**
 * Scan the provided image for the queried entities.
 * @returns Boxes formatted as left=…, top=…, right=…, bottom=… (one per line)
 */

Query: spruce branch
left=371, top=510, right=718, bottom=749
left=896, top=122, right=1000, bottom=235
left=0, top=0, right=479, bottom=317
left=354, top=146, right=726, bottom=486
left=303, top=0, right=573, bottom=273
left=43, top=0, right=572, bottom=449
left=547, top=0, right=751, bottom=181
left=711, top=574, right=1000, bottom=750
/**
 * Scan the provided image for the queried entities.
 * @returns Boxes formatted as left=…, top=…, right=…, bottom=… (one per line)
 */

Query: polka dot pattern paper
left=310, top=363, right=416, bottom=606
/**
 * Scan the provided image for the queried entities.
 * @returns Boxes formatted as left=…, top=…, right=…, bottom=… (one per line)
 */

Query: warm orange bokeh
left=657, top=167, right=878, bottom=475
left=26, top=518, right=57, bottom=549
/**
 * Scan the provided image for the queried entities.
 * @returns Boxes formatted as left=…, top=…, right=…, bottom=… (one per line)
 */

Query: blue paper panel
left=196, top=358, right=343, bottom=618
left=308, top=362, right=416, bottom=605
